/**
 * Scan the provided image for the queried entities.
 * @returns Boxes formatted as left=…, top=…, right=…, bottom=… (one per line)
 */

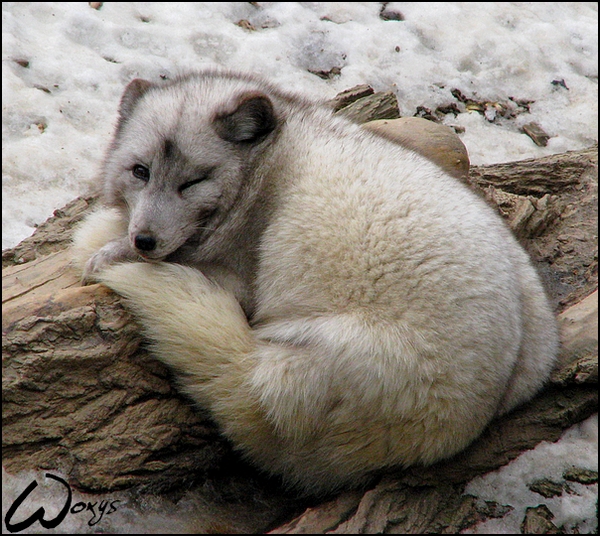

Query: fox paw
left=81, top=239, right=135, bottom=284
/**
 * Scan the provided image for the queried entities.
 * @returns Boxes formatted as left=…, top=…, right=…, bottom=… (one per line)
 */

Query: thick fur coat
left=72, top=70, right=559, bottom=495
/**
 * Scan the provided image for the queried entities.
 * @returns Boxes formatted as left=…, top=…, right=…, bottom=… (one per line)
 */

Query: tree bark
left=2, top=145, right=597, bottom=534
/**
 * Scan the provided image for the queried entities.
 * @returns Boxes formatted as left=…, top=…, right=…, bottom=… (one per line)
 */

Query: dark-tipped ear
left=213, top=92, right=277, bottom=143
left=118, top=78, right=153, bottom=121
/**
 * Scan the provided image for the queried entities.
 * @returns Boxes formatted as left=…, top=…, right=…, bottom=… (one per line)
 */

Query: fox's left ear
left=213, top=91, right=277, bottom=143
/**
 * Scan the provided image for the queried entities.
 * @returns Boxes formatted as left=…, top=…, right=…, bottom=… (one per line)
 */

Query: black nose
left=134, top=234, right=157, bottom=252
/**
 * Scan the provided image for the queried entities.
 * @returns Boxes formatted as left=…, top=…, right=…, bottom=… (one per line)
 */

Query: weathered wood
left=2, top=195, right=98, bottom=269
left=2, top=146, right=597, bottom=534
left=473, top=146, right=598, bottom=311
left=326, top=84, right=375, bottom=112
left=2, top=249, right=298, bottom=532
left=2, top=259, right=226, bottom=493
left=334, top=90, right=400, bottom=123
left=522, top=122, right=551, bottom=147
left=468, top=145, right=597, bottom=196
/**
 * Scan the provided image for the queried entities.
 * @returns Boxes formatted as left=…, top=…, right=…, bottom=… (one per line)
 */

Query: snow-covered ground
left=3, top=2, right=598, bottom=250
left=464, top=414, right=598, bottom=534
left=2, top=2, right=598, bottom=534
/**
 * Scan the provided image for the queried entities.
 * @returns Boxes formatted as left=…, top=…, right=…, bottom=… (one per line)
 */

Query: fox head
left=102, top=72, right=280, bottom=261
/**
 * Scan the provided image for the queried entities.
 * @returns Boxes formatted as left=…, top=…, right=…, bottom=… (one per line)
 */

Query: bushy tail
left=98, top=262, right=255, bottom=389
left=96, top=262, right=373, bottom=495
left=97, top=263, right=285, bottom=472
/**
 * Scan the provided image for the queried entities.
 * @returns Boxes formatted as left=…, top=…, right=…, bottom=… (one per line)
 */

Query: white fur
left=71, top=207, right=130, bottom=280
left=72, top=70, right=559, bottom=495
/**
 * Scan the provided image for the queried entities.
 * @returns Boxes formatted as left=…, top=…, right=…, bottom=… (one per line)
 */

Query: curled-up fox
left=72, top=70, right=559, bottom=495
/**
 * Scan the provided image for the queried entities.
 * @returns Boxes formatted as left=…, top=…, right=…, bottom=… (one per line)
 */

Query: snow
left=2, top=2, right=598, bottom=534
left=463, top=414, right=598, bottom=534
left=3, top=2, right=598, bottom=251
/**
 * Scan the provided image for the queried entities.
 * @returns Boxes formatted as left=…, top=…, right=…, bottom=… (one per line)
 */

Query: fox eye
left=178, top=176, right=207, bottom=193
left=132, top=164, right=150, bottom=182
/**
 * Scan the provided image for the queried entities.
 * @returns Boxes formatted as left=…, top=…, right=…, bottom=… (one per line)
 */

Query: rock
left=379, top=4, right=404, bottom=22
left=520, top=505, right=561, bottom=534
left=362, top=117, right=470, bottom=180
left=236, top=19, right=256, bottom=31
left=522, top=122, right=551, bottom=147
left=309, top=66, right=342, bottom=80
left=563, top=468, right=598, bottom=484
left=528, top=478, right=570, bottom=498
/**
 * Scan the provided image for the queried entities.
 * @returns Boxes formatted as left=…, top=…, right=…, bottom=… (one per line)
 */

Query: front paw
left=81, top=239, right=136, bottom=285
left=82, top=251, right=112, bottom=284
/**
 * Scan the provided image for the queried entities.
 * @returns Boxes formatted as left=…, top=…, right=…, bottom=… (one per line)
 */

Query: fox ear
left=213, top=92, right=276, bottom=143
left=118, top=79, right=153, bottom=121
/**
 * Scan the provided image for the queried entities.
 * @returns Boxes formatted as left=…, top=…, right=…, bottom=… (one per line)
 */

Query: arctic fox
left=72, top=70, right=559, bottom=495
